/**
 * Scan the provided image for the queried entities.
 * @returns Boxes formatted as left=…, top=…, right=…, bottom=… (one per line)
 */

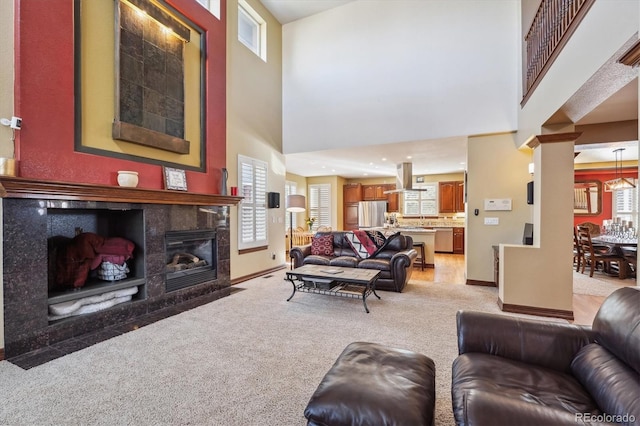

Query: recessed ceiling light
left=407, top=156, right=412, bottom=159
left=369, top=162, right=374, bottom=165
left=381, top=158, right=387, bottom=161
left=363, top=173, right=368, bottom=176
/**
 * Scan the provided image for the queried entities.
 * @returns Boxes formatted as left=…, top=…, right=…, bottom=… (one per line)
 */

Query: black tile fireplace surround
left=1, top=178, right=241, bottom=359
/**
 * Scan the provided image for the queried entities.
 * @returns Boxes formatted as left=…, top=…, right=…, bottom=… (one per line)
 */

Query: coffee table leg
left=362, top=285, right=370, bottom=313
left=286, top=276, right=297, bottom=301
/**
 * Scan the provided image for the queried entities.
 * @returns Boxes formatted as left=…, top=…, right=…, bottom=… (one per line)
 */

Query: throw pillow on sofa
left=311, top=234, right=334, bottom=256
left=345, top=230, right=399, bottom=259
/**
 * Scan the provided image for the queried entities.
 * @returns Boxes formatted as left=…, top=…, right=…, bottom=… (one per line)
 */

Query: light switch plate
left=484, top=217, right=499, bottom=225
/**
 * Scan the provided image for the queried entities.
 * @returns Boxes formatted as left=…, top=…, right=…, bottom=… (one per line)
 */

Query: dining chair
left=573, top=227, right=584, bottom=273
left=316, top=225, right=332, bottom=232
left=576, top=225, right=624, bottom=277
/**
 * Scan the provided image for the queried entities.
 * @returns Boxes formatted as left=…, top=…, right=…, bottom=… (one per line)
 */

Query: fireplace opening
left=165, top=229, right=217, bottom=292
left=45, top=208, right=146, bottom=322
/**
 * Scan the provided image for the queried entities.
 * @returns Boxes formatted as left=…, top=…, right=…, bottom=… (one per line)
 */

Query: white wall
left=282, top=0, right=519, bottom=154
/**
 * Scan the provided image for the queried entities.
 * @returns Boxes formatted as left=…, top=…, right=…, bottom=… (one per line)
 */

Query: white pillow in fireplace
left=49, top=286, right=138, bottom=316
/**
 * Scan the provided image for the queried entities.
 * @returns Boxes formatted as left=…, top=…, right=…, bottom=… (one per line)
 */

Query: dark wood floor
left=412, top=253, right=606, bottom=325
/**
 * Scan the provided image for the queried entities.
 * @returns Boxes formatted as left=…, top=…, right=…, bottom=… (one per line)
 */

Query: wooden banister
left=522, top=0, right=595, bottom=106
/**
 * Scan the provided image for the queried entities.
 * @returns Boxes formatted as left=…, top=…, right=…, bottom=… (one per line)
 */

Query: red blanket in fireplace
left=54, top=233, right=135, bottom=289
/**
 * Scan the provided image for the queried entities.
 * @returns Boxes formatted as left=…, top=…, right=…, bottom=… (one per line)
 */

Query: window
left=238, top=155, right=268, bottom=250
left=196, top=0, right=220, bottom=19
left=285, top=181, right=298, bottom=230
left=308, top=184, right=331, bottom=231
left=238, top=0, right=266, bottom=61
left=403, top=183, right=438, bottom=216
left=612, top=179, right=638, bottom=227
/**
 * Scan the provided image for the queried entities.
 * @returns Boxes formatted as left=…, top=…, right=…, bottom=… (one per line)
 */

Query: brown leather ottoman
left=304, top=341, right=436, bottom=426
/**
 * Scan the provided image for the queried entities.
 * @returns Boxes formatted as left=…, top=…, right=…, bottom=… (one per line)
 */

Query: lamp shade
left=286, top=194, right=306, bottom=212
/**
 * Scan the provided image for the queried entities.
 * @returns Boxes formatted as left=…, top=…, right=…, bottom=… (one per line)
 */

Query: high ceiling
left=260, top=1, right=639, bottom=179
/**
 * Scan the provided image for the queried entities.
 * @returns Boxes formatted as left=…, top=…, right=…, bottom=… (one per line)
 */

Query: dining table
left=591, top=236, right=637, bottom=279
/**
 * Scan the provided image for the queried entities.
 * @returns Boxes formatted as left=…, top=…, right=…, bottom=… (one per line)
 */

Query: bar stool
left=413, top=242, right=425, bottom=271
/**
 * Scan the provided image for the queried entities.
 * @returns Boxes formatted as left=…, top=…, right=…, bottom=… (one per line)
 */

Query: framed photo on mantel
left=163, top=167, right=188, bottom=191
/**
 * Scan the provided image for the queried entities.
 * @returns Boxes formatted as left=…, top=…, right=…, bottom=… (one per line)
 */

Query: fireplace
left=165, top=229, right=217, bottom=292
left=0, top=177, right=239, bottom=359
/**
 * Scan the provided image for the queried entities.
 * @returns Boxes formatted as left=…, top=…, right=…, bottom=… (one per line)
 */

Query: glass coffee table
left=285, top=264, right=381, bottom=313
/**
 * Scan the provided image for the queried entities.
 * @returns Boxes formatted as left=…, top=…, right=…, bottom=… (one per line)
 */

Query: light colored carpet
left=573, top=269, right=636, bottom=297
left=0, top=273, right=570, bottom=426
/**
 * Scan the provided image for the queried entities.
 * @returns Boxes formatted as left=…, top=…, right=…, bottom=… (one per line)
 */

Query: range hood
left=383, top=162, right=429, bottom=193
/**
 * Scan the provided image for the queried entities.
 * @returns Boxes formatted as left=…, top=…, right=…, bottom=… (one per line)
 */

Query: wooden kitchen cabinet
left=439, top=181, right=464, bottom=213
left=344, top=183, right=363, bottom=203
left=455, top=181, right=465, bottom=213
left=453, top=227, right=464, bottom=254
left=343, top=184, right=363, bottom=231
left=386, top=185, right=398, bottom=212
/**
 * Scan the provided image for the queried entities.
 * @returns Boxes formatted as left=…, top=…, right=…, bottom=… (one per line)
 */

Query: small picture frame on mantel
left=163, top=167, right=188, bottom=191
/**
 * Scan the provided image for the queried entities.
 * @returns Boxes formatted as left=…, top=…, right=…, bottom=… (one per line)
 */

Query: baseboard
left=466, top=279, right=496, bottom=287
left=231, top=264, right=287, bottom=285
left=498, top=299, right=574, bottom=320
left=0, top=348, right=4, bottom=361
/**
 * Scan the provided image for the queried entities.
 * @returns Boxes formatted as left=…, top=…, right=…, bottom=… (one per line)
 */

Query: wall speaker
left=527, top=181, right=534, bottom=205
left=267, top=192, right=280, bottom=208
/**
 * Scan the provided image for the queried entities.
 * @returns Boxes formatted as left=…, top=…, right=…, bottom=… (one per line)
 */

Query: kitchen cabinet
left=344, top=184, right=363, bottom=203
left=385, top=185, right=398, bottom=212
left=363, top=184, right=386, bottom=200
left=343, top=184, right=363, bottom=231
left=439, top=181, right=464, bottom=213
left=362, top=184, right=398, bottom=212
left=453, top=227, right=464, bottom=254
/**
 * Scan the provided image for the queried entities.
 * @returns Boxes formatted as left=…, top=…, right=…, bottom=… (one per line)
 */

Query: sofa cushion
left=330, top=256, right=360, bottom=268
left=592, top=287, right=640, bottom=374
left=357, top=258, right=390, bottom=271
left=304, top=255, right=331, bottom=266
left=311, top=234, right=334, bottom=256
left=452, top=352, right=600, bottom=424
left=571, top=343, right=640, bottom=422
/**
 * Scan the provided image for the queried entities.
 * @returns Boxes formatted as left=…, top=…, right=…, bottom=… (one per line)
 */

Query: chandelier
left=604, top=148, right=636, bottom=192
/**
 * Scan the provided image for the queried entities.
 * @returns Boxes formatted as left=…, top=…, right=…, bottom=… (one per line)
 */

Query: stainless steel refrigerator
left=357, top=201, right=387, bottom=228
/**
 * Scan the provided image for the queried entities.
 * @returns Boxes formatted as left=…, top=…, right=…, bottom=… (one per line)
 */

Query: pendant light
left=604, top=148, right=636, bottom=192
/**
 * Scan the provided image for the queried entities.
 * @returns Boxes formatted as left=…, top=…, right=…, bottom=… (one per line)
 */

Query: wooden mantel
left=0, top=177, right=242, bottom=206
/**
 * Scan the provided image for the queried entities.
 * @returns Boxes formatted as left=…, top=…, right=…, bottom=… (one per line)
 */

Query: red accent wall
left=573, top=168, right=638, bottom=228
left=14, top=0, right=226, bottom=193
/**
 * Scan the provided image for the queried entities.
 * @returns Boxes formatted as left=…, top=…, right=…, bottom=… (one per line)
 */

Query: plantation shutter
left=309, top=184, right=331, bottom=231
left=238, top=155, right=268, bottom=249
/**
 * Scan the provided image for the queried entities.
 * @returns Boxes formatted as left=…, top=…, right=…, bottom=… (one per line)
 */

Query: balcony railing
left=522, top=0, right=595, bottom=105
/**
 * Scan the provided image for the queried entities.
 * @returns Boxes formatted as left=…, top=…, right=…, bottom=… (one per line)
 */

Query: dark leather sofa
left=289, top=231, right=417, bottom=292
left=452, top=287, right=640, bottom=425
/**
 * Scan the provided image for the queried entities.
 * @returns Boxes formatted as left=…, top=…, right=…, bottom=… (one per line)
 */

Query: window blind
left=309, top=184, right=331, bottom=231
left=238, top=155, right=268, bottom=249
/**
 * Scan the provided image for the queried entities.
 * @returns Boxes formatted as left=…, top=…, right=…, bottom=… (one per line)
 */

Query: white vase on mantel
left=117, top=170, right=139, bottom=188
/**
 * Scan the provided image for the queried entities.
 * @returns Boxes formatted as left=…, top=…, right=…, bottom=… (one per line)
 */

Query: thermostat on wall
left=484, top=198, right=512, bottom=211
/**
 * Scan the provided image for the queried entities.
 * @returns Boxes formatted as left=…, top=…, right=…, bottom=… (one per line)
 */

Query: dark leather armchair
left=451, top=287, right=640, bottom=425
